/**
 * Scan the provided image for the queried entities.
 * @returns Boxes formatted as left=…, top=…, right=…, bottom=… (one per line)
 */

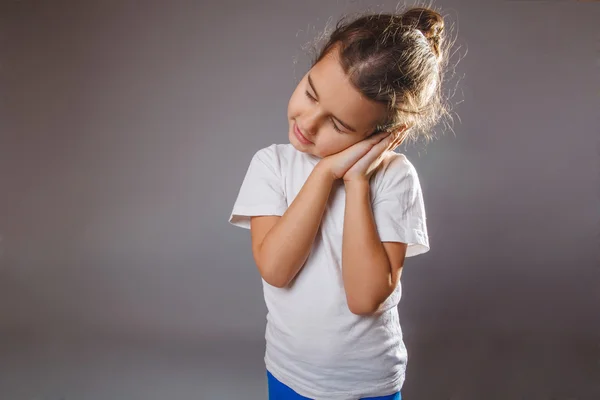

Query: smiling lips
left=294, top=122, right=313, bottom=145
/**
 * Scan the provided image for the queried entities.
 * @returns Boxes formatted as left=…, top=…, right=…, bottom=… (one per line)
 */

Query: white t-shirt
left=229, top=143, right=429, bottom=400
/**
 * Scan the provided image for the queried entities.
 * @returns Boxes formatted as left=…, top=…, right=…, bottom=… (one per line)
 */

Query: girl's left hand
left=342, top=131, right=405, bottom=183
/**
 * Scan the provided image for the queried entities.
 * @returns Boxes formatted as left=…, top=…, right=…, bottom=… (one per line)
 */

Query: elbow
left=347, top=298, right=381, bottom=316
left=262, top=273, right=289, bottom=289
left=253, top=246, right=292, bottom=289
left=346, top=286, right=395, bottom=316
left=256, top=260, right=291, bottom=289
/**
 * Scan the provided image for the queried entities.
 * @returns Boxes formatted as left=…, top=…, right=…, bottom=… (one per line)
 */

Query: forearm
left=342, top=180, right=395, bottom=314
left=258, top=163, right=335, bottom=287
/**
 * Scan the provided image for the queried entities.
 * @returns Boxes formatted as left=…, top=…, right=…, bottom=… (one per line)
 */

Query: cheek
left=287, top=87, right=306, bottom=118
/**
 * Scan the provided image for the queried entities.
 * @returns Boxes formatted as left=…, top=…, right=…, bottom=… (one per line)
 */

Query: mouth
left=293, top=122, right=313, bottom=145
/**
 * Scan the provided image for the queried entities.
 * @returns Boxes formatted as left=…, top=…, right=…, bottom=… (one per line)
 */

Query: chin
left=290, top=140, right=312, bottom=155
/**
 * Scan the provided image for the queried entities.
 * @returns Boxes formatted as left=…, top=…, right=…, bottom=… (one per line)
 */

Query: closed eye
left=330, top=119, right=343, bottom=133
left=304, top=91, right=344, bottom=133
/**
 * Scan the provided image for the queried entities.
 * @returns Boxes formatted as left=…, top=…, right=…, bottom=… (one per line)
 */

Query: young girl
left=229, top=6, right=449, bottom=400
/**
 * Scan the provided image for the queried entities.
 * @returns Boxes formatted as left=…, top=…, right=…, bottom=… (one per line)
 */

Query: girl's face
left=287, top=50, right=388, bottom=158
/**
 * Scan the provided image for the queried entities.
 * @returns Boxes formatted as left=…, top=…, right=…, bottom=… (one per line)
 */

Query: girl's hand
left=319, top=132, right=391, bottom=180
left=342, top=131, right=405, bottom=183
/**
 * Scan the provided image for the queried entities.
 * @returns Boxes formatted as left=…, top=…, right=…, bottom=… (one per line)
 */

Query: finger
left=346, top=132, right=391, bottom=162
left=368, top=131, right=392, bottom=144
left=360, top=138, right=393, bottom=176
left=381, top=133, right=396, bottom=151
left=389, top=135, right=402, bottom=151
left=347, top=132, right=389, bottom=158
left=379, top=132, right=395, bottom=148
left=361, top=133, right=394, bottom=164
left=359, top=132, right=390, bottom=145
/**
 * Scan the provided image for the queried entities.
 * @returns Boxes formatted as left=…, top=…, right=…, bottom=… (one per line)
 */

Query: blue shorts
left=267, top=371, right=401, bottom=400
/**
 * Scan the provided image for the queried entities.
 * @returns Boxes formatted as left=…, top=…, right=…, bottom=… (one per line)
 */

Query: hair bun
left=401, top=8, right=444, bottom=58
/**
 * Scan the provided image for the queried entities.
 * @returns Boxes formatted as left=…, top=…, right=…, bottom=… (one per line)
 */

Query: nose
left=302, top=111, right=320, bottom=138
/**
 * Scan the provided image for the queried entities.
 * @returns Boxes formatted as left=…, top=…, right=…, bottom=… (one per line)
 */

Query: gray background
left=1, top=0, right=599, bottom=399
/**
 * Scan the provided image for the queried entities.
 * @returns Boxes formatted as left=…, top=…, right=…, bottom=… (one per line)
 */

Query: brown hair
left=313, top=7, right=452, bottom=142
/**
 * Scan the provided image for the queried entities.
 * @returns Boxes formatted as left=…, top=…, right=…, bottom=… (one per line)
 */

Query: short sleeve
left=228, top=145, right=288, bottom=229
left=372, top=155, right=430, bottom=257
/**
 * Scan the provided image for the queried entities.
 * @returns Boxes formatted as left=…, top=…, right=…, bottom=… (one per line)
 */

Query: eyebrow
left=307, top=73, right=357, bottom=133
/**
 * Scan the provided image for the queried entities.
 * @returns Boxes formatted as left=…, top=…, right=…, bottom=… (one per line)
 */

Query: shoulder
left=251, top=143, right=295, bottom=163
left=373, top=151, right=421, bottom=192
left=381, top=152, right=416, bottom=173
left=250, top=143, right=309, bottom=172
left=248, top=143, right=289, bottom=169
left=244, top=144, right=302, bottom=181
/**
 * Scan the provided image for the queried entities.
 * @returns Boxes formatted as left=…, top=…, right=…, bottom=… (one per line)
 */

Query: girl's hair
left=313, top=7, right=451, bottom=142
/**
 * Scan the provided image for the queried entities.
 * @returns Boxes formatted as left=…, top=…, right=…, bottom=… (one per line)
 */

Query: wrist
left=314, top=160, right=337, bottom=184
left=343, top=178, right=370, bottom=191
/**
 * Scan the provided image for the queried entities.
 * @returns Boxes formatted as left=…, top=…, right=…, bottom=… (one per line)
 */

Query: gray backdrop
left=1, top=0, right=598, bottom=399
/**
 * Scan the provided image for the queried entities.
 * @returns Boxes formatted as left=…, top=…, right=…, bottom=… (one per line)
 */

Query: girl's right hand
left=319, top=131, right=392, bottom=180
